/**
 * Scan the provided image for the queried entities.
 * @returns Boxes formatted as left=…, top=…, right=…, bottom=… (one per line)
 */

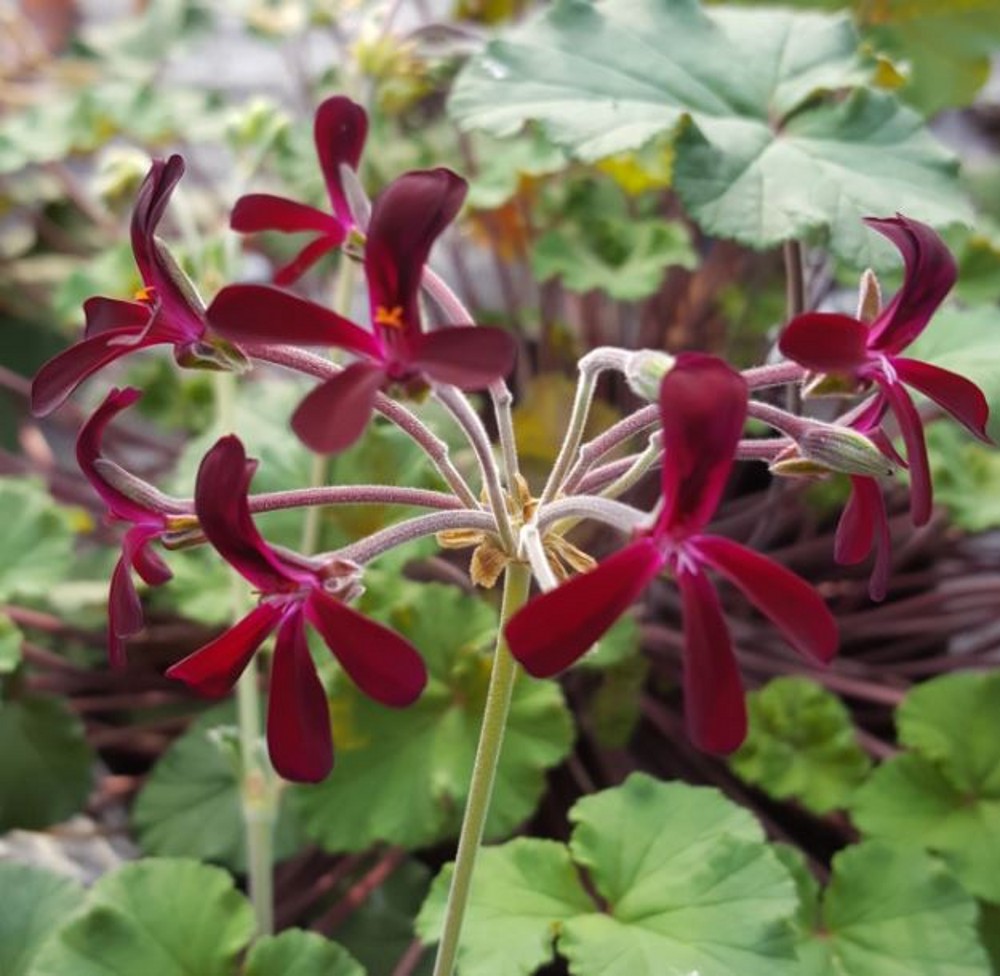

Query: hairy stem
left=332, top=510, right=497, bottom=565
left=562, top=403, right=659, bottom=494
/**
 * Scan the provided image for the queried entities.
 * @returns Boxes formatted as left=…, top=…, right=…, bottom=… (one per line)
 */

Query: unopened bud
left=856, top=268, right=882, bottom=324
left=799, top=424, right=897, bottom=477
left=625, top=350, right=676, bottom=401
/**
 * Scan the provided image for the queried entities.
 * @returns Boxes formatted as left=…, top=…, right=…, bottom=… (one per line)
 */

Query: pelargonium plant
left=32, top=93, right=990, bottom=976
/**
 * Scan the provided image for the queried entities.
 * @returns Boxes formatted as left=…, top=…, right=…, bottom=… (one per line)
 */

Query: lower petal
left=505, top=539, right=665, bottom=678
left=108, top=556, right=143, bottom=668
left=408, top=326, right=518, bottom=390
left=267, top=612, right=334, bottom=783
left=881, top=379, right=932, bottom=526
left=677, top=568, right=747, bottom=754
left=291, top=362, right=386, bottom=454
left=893, top=357, right=991, bottom=443
left=836, top=477, right=891, bottom=602
left=306, top=589, right=427, bottom=707
left=275, top=237, right=339, bottom=287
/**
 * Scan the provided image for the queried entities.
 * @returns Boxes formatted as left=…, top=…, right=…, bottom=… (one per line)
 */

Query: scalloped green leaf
left=419, top=773, right=799, bottom=976
left=27, top=859, right=254, bottom=976
left=0, top=613, right=23, bottom=674
left=295, top=583, right=574, bottom=853
left=243, top=929, right=366, bottom=976
left=0, top=863, right=82, bottom=976
left=730, top=677, right=872, bottom=814
left=132, top=704, right=302, bottom=871
left=450, top=0, right=969, bottom=267
left=787, top=842, right=988, bottom=975
left=852, top=672, right=1000, bottom=901
left=0, top=694, right=94, bottom=830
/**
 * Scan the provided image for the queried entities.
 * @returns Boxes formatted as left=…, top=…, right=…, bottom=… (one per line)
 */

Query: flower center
left=374, top=304, right=405, bottom=330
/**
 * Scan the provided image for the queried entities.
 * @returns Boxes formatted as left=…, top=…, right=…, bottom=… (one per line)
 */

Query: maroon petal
left=655, top=353, right=748, bottom=537
left=207, top=284, right=382, bottom=359
left=893, top=357, right=991, bottom=443
left=865, top=216, right=957, bottom=355
left=32, top=329, right=152, bottom=417
left=408, top=326, right=517, bottom=390
left=305, top=589, right=427, bottom=707
left=505, top=539, right=665, bottom=677
left=166, top=602, right=282, bottom=698
left=695, top=535, right=838, bottom=663
left=364, top=169, right=467, bottom=340
left=291, top=361, right=386, bottom=454
left=231, top=194, right=342, bottom=235
left=836, top=476, right=891, bottom=602
left=108, top=555, right=143, bottom=668
left=880, top=379, right=932, bottom=526
left=196, top=436, right=303, bottom=591
left=83, top=296, right=151, bottom=339
left=314, top=96, right=368, bottom=224
left=676, top=567, right=747, bottom=754
left=274, top=237, right=340, bottom=287
left=123, top=525, right=171, bottom=587
left=778, top=313, right=872, bottom=373
left=267, top=611, right=334, bottom=783
left=131, top=155, right=186, bottom=284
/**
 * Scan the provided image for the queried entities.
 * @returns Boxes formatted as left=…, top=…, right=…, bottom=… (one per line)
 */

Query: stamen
left=374, top=304, right=405, bottom=330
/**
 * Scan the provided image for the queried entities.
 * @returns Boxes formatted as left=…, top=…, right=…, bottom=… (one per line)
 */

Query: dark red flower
left=231, top=96, right=368, bottom=285
left=209, top=168, right=517, bottom=453
left=779, top=215, right=990, bottom=527
left=165, top=435, right=427, bottom=782
left=505, top=354, right=838, bottom=753
left=32, top=156, right=246, bottom=417
left=78, top=387, right=183, bottom=667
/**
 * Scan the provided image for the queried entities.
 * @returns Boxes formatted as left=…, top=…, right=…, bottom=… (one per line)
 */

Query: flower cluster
left=32, top=93, right=991, bottom=783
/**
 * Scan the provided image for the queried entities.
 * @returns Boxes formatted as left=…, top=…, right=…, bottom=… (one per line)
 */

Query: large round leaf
left=0, top=480, right=75, bottom=602
left=243, top=929, right=365, bottom=976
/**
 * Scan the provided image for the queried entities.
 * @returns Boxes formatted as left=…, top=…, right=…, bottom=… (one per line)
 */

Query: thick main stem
left=431, top=562, right=532, bottom=976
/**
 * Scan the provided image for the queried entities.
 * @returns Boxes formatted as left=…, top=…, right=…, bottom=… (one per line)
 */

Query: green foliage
left=450, top=0, right=970, bottom=267
left=132, top=704, right=303, bottom=872
left=925, top=425, right=1000, bottom=533
left=295, top=582, right=574, bottom=852
left=730, top=677, right=872, bottom=814
left=243, top=929, right=366, bottom=976
left=852, top=672, right=1000, bottom=901
left=0, top=614, right=23, bottom=674
left=418, top=773, right=800, bottom=976
left=0, top=694, right=94, bottom=831
left=0, top=863, right=82, bottom=976
left=785, top=842, right=989, bottom=975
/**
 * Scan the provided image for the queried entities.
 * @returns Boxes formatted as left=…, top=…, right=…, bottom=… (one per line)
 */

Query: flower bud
left=799, top=423, right=897, bottom=477
left=625, top=350, right=676, bottom=401
left=856, top=268, right=882, bottom=324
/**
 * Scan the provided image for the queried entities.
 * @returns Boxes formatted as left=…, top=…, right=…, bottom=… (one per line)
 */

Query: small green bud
left=799, top=423, right=897, bottom=477
left=625, top=350, right=676, bottom=401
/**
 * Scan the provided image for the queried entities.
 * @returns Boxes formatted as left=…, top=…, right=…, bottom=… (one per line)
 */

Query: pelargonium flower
left=779, top=215, right=990, bottom=526
left=78, top=387, right=185, bottom=667
left=231, top=96, right=368, bottom=285
left=165, top=435, right=427, bottom=782
left=32, top=156, right=247, bottom=417
left=505, top=354, right=838, bottom=753
left=208, top=168, right=517, bottom=453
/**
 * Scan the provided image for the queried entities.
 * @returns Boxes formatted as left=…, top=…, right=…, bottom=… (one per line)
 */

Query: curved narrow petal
left=231, top=194, right=342, bottom=235
left=108, top=555, right=143, bottom=668
left=83, top=296, right=151, bottom=339
left=778, top=313, right=872, bottom=373
left=505, top=539, right=665, bottom=678
left=655, top=353, right=748, bottom=537
left=305, top=589, right=427, bottom=707
left=695, top=535, right=838, bottom=664
left=196, top=436, right=302, bottom=591
left=893, top=357, right=991, bottom=443
left=166, top=602, right=282, bottom=698
left=676, top=568, right=747, bottom=754
left=123, top=525, right=171, bottom=586
left=364, top=169, right=467, bottom=342
left=291, top=361, right=386, bottom=454
left=880, top=379, right=932, bottom=526
left=408, top=326, right=517, bottom=389
left=314, top=96, right=368, bottom=225
left=274, top=237, right=340, bottom=287
left=32, top=329, right=151, bottom=417
left=207, top=284, right=383, bottom=359
left=131, top=155, right=185, bottom=283
left=267, top=611, right=334, bottom=783
left=836, top=476, right=891, bottom=602
left=865, top=216, right=957, bottom=354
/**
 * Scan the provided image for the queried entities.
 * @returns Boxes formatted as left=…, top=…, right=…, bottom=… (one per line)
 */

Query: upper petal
left=166, top=602, right=283, bottom=698
left=130, top=155, right=185, bottom=284
left=676, top=567, right=747, bottom=754
left=778, top=313, right=872, bottom=373
left=267, top=611, right=334, bottom=783
left=314, top=96, right=368, bottom=225
left=291, top=361, right=386, bottom=454
left=408, top=326, right=517, bottom=390
left=865, top=215, right=957, bottom=354
left=695, top=535, right=838, bottom=664
left=893, top=357, right=991, bottom=443
left=305, top=589, right=427, bottom=707
left=231, top=194, right=343, bottom=235
left=505, top=539, right=665, bottom=677
left=207, top=284, right=383, bottom=359
left=836, top=476, right=891, bottom=602
left=364, top=169, right=467, bottom=341
left=655, top=353, right=748, bottom=537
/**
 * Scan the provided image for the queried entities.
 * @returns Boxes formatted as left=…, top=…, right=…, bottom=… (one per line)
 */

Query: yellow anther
left=374, top=304, right=405, bottom=330
left=134, top=285, right=157, bottom=303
